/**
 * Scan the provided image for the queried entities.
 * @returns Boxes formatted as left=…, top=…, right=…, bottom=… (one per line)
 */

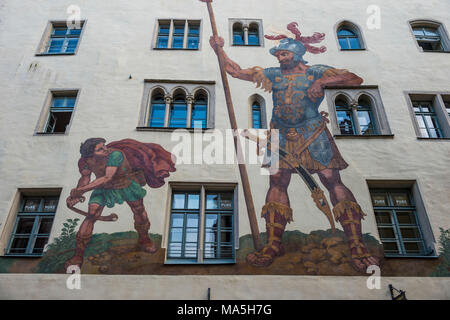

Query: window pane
left=187, top=194, right=200, bottom=209
left=206, top=194, right=218, bottom=209
left=371, top=194, right=388, bottom=207
left=172, top=36, right=184, bottom=49
left=169, top=104, right=187, bottom=128
left=392, top=193, right=410, bottom=206
left=337, top=110, right=354, bottom=134
left=396, top=211, right=417, bottom=225
left=43, top=199, right=58, bottom=212
left=157, top=36, right=169, bottom=48
left=53, top=28, right=68, bottom=36
left=187, top=37, right=199, bottom=49
left=221, top=231, right=233, bottom=243
left=171, top=214, right=184, bottom=228
left=248, top=33, right=259, bottom=45
left=357, top=110, right=374, bottom=134
left=38, top=217, right=54, bottom=234
left=168, top=243, right=182, bottom=258
left=186, top=214, right=199, bottom=228
left=338, top=28, right=355, bottom=36
left=220, top=193, right=233, bottom=209
left=233, top=32, right=244, bottom=45
left=172, top=194, right=185, bottom=209
left=205, top=230, right=216, bottom=242
left=32, top=237, right=49, bottom=254
left=338, top=38, right=349, bottom=50
left=404, top=242, right=423, bottom=254
left=185, top=228, right=198, bottom=242
left=400, top=227, right=421, bottom=239
left=149, top=103, right=165, bottom=127
left=9, top=237, right=30, bottom=254
left=382, top=241, right=400, bottom=254
left=205, top=214, right=218, bottom=228
left=170, top=228, right=183, bottom=242
left=375, top=211, right=392, bottom=224
left=378, top=227, right=396, bottom=239
left=23, top=199, right=40, bottom=212
left=348, top=37, right=361, bottom=49
left=184, top=243, right=197, bottom=258
left=16, top=217, right=35, bottom=234
left=221, top=215, right=233, bottom=228
left=191, top=104, right=207, bottom=128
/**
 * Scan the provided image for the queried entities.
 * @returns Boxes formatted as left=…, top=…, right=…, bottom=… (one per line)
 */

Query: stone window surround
left=366, top=180, right=437, bottom=258
left=228, top=18, right=264, bottom=47
left=34, top=88, right=81, bottom=136
left=0, top=188, right=62, bottom=257
left=151, top=18, right=203, bottom=50
left=334, top=20, right=367, bottom=51
left=35, top=20, right=87, bottom=56
left=138, top=80, right=216, bottom=131
left=324, top=85, right=393, bottom=138
left=162, top=182, right=239, bottom=265
left=248, top=93, right=268, bottom=129
left=408, top=19, right=450, bottom=53
left=404, top=91, right=450, bottom=139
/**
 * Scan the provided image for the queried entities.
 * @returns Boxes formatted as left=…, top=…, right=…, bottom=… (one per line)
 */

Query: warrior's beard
left=280, top=60, right=297, bottom=71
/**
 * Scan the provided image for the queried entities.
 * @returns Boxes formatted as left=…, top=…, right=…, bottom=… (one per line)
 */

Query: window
left=406, top=93, right=450, bottom=139
left=229, top=19, right=263, bottom=47
left=325, top=87, right=391, bottom=137
left=154, top=20, right=201, bottom=50
left=37, top=21, right=85, bottom=55
left=370, top=189, right=432, bottom=257
left=413, top=101, right=442, bottom=138
left=252, top=101, right=262, bottom=129
left=139, top=81, right=215, bottom=130
left=6, top=195, right=59, bottom=256
left=410, top=20, right=450, bottom=52
left=36, top=90, right=79, bottom=134
left=248, top=94, right=267, bottom=129
left=166, top=185, right=236, bottom=264
left=336, top=22, right=364, bottom=50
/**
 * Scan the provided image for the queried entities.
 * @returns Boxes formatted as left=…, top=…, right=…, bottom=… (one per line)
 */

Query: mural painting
left=64, top=138, right=176, bottom=269
left=208, top=22, right=379, bottom=271
left=0, top=3, right=446, bottom=277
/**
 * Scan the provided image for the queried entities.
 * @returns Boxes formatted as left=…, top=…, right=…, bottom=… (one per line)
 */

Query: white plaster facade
left=0, top=0, right=449, bottom=299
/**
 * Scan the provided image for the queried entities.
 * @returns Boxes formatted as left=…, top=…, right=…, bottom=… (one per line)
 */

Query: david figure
left=210, top=22, right=378, bottom=271
left=65, top=138, right=176, bottom=268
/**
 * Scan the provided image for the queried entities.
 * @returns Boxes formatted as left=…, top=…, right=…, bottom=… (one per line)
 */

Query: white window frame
left=229, top=18, right=264, bottom=47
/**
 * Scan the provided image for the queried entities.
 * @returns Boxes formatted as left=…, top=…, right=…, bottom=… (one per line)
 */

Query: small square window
left=7, top=194, right=60, bottom=256
left=229, top=19, right=263, bottom=47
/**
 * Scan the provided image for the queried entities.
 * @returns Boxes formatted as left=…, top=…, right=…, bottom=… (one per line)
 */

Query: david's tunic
left=251, top=64, right=348, bottom=171
left=80, top=150, right=147, bottom=208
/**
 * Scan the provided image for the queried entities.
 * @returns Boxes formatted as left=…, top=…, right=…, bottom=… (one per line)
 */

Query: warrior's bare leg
left=65, top=203, right=104, bottom=269
left=316, top=168, right=379, bottom=271
left=127, top=199, right=157, bottom=253
left=246, top=169, right=293, bottom=267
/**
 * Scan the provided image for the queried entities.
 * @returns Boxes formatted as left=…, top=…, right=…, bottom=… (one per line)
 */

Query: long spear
left=200, top=0, right=262, bottom=251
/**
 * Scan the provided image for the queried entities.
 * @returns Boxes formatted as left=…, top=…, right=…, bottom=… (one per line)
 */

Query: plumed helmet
left=265, top=22, right=327, bottom=64
left=269, top=38, right=308, bottom=64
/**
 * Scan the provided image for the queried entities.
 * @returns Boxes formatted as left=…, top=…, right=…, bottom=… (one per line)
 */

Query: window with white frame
left=229, top=19, right=263, bottom=47
left=406, top=93, right=450, bottom=139
left=166, top=184, right=237, bottom=264
left=139, top=81, right=215, bottom=130
left=325, top=87, right=392, bottom=137
left=37, top=21, right=85, bottom=55
left=36, top=90, right=79, bottom=134
left=154, top=19, right=201, bottom=50
left=6, top=194, right=60, bottom=256
left=410, top=20, right=450, bottom=52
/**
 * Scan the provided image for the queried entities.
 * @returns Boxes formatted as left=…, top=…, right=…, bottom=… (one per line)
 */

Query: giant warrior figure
left=210, top=22, right=379, bottom=271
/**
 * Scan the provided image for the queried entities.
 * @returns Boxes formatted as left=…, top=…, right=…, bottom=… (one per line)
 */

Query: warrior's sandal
left=135, top=221, right=158, bottom=253
left=246, top=202, right=290, bottom=267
